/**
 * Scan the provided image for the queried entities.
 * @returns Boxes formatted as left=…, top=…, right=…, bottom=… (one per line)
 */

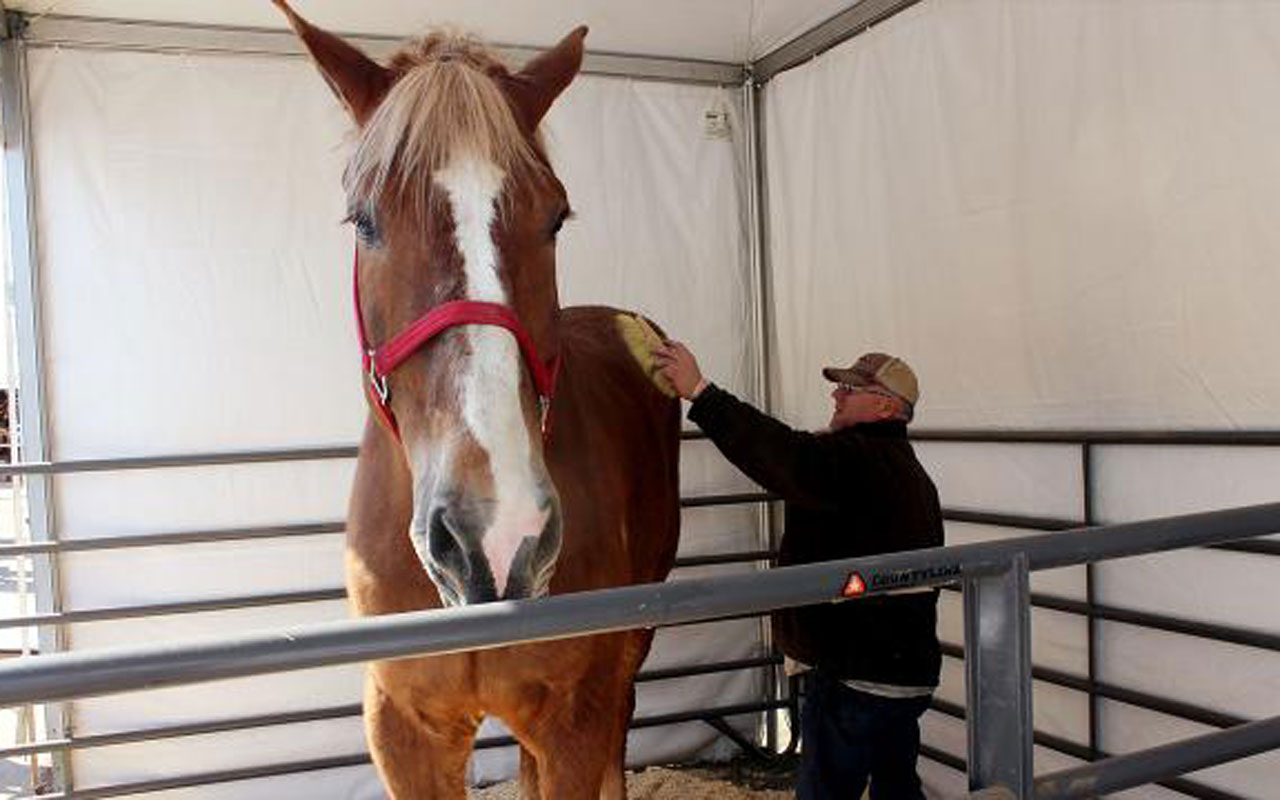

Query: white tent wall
left=763, top=0, right=1280, bottom=797
left=25, top=36, right=762, bottom=794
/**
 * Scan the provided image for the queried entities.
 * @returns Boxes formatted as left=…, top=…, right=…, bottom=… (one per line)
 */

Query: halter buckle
left=368, top=353, right=390, bottom=406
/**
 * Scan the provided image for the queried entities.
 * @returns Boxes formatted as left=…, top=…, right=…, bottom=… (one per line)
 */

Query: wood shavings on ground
left=470, top=757, right=797, bottom=799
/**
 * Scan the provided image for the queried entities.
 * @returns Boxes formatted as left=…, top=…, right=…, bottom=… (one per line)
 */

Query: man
left=653, top=344, right=943, bottom=800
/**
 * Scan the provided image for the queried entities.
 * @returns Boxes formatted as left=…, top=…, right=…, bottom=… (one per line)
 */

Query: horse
left=272, top=3, right=683, bottom=797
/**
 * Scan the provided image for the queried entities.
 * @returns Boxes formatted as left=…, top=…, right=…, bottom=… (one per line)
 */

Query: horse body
left=349, top=307, right=680, bottom=798
left=273, top=3, right=682, bottom=796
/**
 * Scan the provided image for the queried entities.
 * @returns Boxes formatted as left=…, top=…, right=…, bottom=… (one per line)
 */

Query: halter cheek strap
left=354, top=251, right=561, bottom=441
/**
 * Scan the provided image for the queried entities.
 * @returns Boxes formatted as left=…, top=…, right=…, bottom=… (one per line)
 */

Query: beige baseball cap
left=822, top=352, right=919, bottom=407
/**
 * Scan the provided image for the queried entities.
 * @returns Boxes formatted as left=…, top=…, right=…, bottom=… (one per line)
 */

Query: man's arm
left=654, top=341, right=848, bottom=506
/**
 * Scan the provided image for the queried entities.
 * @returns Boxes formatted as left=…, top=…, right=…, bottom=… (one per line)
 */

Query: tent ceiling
left=7, top=0, right=863, bottom=63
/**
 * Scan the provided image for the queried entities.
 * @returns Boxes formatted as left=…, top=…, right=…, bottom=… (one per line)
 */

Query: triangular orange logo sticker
left=842, top=572, right=867, bottom=597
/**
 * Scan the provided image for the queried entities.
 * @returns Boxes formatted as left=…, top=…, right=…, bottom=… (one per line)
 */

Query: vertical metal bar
left=740, top=68, right=779, bottom=754
left=1083, top=443, right=1100, bottom=762
left=742, top=68, right=785, bottom=755
left=964, top=553, right=1033, bottom=796
left=1, top=12, right=70, bottom=791
left=742, top=79, right=771, bottom=413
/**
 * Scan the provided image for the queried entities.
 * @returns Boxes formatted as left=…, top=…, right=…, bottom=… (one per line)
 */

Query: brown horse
left=273, top=2, right=682, bottom=797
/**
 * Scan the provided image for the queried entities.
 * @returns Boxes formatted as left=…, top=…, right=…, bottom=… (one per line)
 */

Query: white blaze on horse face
left=433, top=153, right=551, bottom=601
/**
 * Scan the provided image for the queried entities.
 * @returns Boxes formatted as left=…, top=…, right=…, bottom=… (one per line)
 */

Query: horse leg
left=595, top=679, right=636, bottom=800
left=522, top=661, right=644, bottom=798
left=364, top=676, right=475, bottom=799
left=519, top=745, right=542, bottom=799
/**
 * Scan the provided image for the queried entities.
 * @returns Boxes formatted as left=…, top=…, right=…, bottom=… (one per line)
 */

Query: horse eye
left=549, top=207, right=572, bottom=239
left=352, top=209, right=381, bottom=247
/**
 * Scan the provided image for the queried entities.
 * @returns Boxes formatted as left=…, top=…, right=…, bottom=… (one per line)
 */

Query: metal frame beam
left=751, top=0, right=925, bottom=83
left=18, top=14, right=746, bottom=86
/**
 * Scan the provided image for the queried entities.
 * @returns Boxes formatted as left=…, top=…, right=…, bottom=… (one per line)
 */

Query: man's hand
left=653, top=340, right=708, bottom=400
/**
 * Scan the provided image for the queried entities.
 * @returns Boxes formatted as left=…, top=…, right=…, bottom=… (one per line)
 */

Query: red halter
left=354, top=252, right=561, bottom=440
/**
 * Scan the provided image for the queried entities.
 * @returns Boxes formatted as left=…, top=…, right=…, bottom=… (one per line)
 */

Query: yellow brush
left=615, top=312, right=677, bottom=397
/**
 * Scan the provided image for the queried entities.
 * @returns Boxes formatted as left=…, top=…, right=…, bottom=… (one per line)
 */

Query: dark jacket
left=688, top=384, right=943, bottom=688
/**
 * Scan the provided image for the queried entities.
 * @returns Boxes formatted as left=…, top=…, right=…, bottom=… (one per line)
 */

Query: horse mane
left=344, top=32, right=547, bottom=217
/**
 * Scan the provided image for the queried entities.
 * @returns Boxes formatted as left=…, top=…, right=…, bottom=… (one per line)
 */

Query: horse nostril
left=426, top=506, right=463, bottom=571
left=422, top=504, right=497, bottom=605
left=502, top=501, right=563, bottom=600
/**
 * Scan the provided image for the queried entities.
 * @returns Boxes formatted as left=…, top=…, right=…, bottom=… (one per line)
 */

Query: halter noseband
left=354, top=252, right=561, bottom=440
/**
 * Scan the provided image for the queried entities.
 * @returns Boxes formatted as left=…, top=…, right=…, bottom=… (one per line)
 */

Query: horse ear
left=272, top=0, right=392, bottom=125
left=507, top=26, right=588, bottom=130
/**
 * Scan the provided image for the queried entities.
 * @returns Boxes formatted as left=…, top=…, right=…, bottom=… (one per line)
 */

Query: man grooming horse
left=655, top=343, right=943, bottom=800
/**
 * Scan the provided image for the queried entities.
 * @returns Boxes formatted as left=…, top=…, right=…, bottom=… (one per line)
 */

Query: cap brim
left=822, top=367, right=872, bottom=385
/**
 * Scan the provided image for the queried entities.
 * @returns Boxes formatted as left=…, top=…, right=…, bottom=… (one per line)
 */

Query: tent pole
left=742, top=67, right=784, bottom=755
left=1, top=10, right=72, bottom=793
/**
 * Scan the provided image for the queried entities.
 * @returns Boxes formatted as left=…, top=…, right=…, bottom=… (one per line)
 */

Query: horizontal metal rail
left=0, top=521, right=347, bottom=557
left=1, top=505, right=1269, bottom=560
left=14, top=559, right=1279, bottom=664
left=933, top=697, right=1092, bottom=764
left=30, top=753, right=371, bottom=800
left=0, top=589, right=349, bottom=630
left=16, top=14, right=746, bottom=86
left=0, top=704, right=362, bottom=760
left=2, top=427, right=1274, bottom=479
left=0, top=432, right=700, bottom=478
left=0, top=655, right=782, bottom=759
left=0, top=494, right=778, bottom=559
left=21, top=699, right=788, bottom=800
left=938, top=587, right=1280, bottom=655
left=919, top=742, right=966, bottom=774
left=1028, top=594, right=1280, bottom=653
left=0, top=547, right=774, bottom=630
left=473, top=698, right=793, bottom=752
left=912, top=428, right=1280, bottom=446
left=0, top=444, right=358, bottom=479
left=680, top=491, right=777, bottom=508
left=928, top=698, right=1244, bottom=800
left=939, top=644, right=1250, bottom=732
left=1035, top=715, right=1280, bottom=799
left=0, top=502, right=1277, bottom=708
left=4, top=505, right=1274, bottom=642
left=1213, top=538, right=1280, bottom=557
left=943, top=509, right=1080, bottom=531
left=670, top=549, right=774, bottom=568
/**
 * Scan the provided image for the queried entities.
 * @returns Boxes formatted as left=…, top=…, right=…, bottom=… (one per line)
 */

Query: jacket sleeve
left=688, top=383, right=859, bottom=508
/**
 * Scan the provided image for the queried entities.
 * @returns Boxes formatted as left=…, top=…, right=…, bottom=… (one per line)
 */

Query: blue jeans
left=796, top=671, right=931, bottom=800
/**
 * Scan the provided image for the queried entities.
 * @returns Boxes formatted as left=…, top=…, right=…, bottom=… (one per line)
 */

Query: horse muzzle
left=411, top=489, right=562, bottom=606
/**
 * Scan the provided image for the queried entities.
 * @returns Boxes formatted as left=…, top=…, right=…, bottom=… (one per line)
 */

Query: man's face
left=829, top=383, right=906, bottom=429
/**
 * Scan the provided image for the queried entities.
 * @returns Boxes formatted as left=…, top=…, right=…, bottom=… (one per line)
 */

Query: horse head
left=275, top=1, right=584, bottom=606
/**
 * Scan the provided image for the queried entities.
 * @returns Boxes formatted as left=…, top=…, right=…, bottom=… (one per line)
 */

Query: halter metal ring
left=368, top=352, right=390, bottom=406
